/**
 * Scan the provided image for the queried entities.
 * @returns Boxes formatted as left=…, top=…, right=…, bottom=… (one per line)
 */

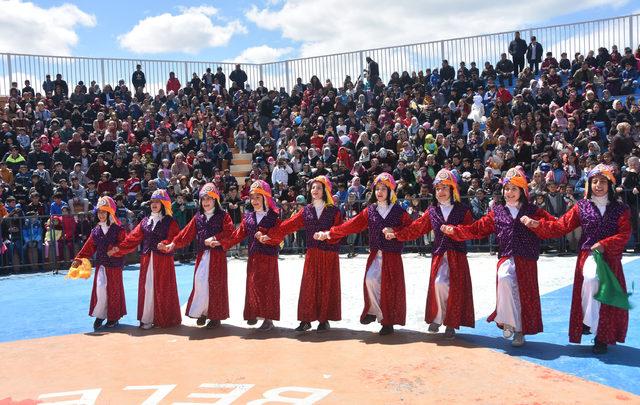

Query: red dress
left=451, top=207, right=555, bottom=335
left=532, top=203, right=631, bottom=344
left=221, top=210, right=282, bottom=321
left=114, top=216, right=182, bottom=328
left=266, top=205, right=343, bottom=322
left=394, top=206, right=475, bottom=329
left=76, top=225, right=127, bottom=321
left=328, top=205, right=412, bottom=326
left=170, top=212, right=235, bottom=320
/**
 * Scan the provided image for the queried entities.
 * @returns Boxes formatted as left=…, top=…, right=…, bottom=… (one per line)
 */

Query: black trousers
left=513, top=55, right=525, bottom=76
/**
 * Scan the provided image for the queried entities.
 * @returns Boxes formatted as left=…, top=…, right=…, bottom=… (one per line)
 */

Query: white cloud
left=228, top=45, right=293, bottom=63
left=0, top=0, right=96, bottom=56
left=118, top=7, right=247, bottom=54
left=246, top=0, right=630, bottom=58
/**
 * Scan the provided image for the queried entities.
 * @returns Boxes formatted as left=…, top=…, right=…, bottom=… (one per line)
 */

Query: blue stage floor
left=0, top=257, right=638, bottom=395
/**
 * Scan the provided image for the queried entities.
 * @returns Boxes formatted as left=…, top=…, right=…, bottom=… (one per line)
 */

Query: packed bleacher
left=2, top=36, right=640, bottom=272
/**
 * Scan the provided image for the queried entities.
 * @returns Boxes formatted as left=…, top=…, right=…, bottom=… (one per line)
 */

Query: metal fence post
left=100, top=58, right=105, bottom=88
left=630, top=15, right=635, bottom=50
left=359, top=50, right=364, bottom=78
left=440, top=41, right=445, bottom=62
left=259, top=64, right=264, bottom=84
left=6, top=53, right=12, bottom=90
left=285, top=60, right=291, bottom=93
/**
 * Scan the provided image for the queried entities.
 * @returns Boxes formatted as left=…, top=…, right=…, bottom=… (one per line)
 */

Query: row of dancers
left=71, top=166, right=631, bottom=354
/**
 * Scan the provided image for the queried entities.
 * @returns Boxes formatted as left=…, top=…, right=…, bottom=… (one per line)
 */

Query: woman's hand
left=520, top=216, right=540, bottom=228
left=107, top=247, right=119, bottom=257
left=440, top=225, right=454, bottom=235
left=591, top=242, right=604, bottom=253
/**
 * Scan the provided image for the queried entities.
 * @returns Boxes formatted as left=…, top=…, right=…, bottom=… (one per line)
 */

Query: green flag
left=592, top=250, right=632, bottom=310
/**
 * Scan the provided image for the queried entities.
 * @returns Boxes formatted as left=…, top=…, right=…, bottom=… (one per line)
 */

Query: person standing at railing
left=315, top=173, right=413, bottom=336
left=159, top=183, right=235, bottom=328
left=132, top=64, right=146, bottom=91
left=166, top=72, right=181, bottom=94
left=508, top=31, right=527, bottom=77
left=383, top=169, right=475, bottom=340
left=71, top=196, right=127, bottom=330
left=258, top=176, right=344, bottom=333
left=229, top=64, right=248, bottom=91
left=521, top=164, right=631, bottom=355
left=441, top=168, right=556, bottom=347
left=365, top=56, right=379, bottom=88
left=108, top=190, right=182, bottom=330
left=618, top=156, right=639, bottom=252
left=526, top=36, right=543, bottom=76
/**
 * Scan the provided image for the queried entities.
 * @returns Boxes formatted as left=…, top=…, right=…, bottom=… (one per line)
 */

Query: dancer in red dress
left=215, top=180, right=282, bottom=331
left=108, top=189, right=182, bottom=329
left=315, top=172, right=412, bottom=335
left=442, top=168, right=555, bottom=346
left=259, top=175, right=343, bottom=332
left=521, top=164, right=631, bottom=354
left=159, top=183, right=235, bottom=328
left=383, top=169, right=474, bottom=339
left=72, top=196, right=127, bottom=330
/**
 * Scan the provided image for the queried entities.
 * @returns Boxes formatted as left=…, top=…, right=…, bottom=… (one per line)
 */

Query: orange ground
left=0, top=325, right=637, bottom=404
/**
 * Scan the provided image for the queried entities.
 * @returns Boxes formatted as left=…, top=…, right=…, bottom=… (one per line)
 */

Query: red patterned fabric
left=171, top=212, right=235, bottom=320
left=328, top=207, right=413, bottom=326
left=394, top=209, right=475, bottom=329
left=221, top=214, right=282, bottom=320
left=267, top=208, right=343, bottom=322
left=533, top=205, right=631, bottom=344
left=115, top=218, right=182, bottom=328
left=450, top=208, right=555, bottom=335
left=76, top=229, right=127, bottom=321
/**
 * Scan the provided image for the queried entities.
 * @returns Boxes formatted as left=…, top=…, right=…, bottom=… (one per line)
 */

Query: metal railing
left=1, top=14, right=638, bottom=97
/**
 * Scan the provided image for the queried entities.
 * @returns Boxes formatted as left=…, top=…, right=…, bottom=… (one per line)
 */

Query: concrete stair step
left=232, top=163, right=252, bottom=171
left=233, top=158, right=252, bottom=165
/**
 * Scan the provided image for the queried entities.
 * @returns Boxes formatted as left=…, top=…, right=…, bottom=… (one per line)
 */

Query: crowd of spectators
left=2, top=34, right=640, bottom=272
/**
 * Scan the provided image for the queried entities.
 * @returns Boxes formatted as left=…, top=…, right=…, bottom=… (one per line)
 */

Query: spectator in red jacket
left=166, top=72, right=181, bottom=94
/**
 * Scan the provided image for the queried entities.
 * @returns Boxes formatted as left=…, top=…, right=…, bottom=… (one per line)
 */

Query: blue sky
left=0, top=0, right=639, bottom=63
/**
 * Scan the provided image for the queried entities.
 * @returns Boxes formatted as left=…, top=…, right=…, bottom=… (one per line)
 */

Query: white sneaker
left=428, top=323, right=441, bottom=333
left=511, top=332, right=525, bottom=347
left=141, top=323, right=153, bottom=330
left=502, top=325, right=514, bottom=339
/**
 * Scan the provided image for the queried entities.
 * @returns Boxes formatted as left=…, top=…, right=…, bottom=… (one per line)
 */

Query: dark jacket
left=509, top=38, right=528, bottom=57
left=526, top=42, right=544, bottom=63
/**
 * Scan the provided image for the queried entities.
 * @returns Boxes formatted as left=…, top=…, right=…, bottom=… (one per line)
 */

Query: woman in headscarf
left=72, top=196, right=127, bottom=330
left=442, top=168, right=555, bottom=347
left=259, top=176, right=344, bottom=332
left=521, top=164, right=631, bottom=354
left=315, top=173, right=413, bottom=335
left=159, top=183, right=235, bottom=328
left=384, top=169, right=475, bottom=339
left=216, top=181, right=283, bottom=331
left=109, top=189, right=182, bottom=329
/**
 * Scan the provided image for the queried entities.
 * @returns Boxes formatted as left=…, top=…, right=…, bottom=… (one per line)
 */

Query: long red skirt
left=137, top=252, right=182, bottom=327
left=89, top=265, right=127, bottom=321
left=298, top=248, right=341, bottom=322
left=186, top=249, right=230, bottom=320
left=244, top=253, right=280, bottom=320
left=362, top=250, right=406, bottom=326
left=487, top=256, right=543, bottom=335
left=427, top=251, right=474, bottom=329
left=569, top=250, right=628, bottom=344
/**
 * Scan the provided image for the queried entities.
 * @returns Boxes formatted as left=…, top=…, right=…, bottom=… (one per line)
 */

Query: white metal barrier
left=1, top=13, right=638, bottom=97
